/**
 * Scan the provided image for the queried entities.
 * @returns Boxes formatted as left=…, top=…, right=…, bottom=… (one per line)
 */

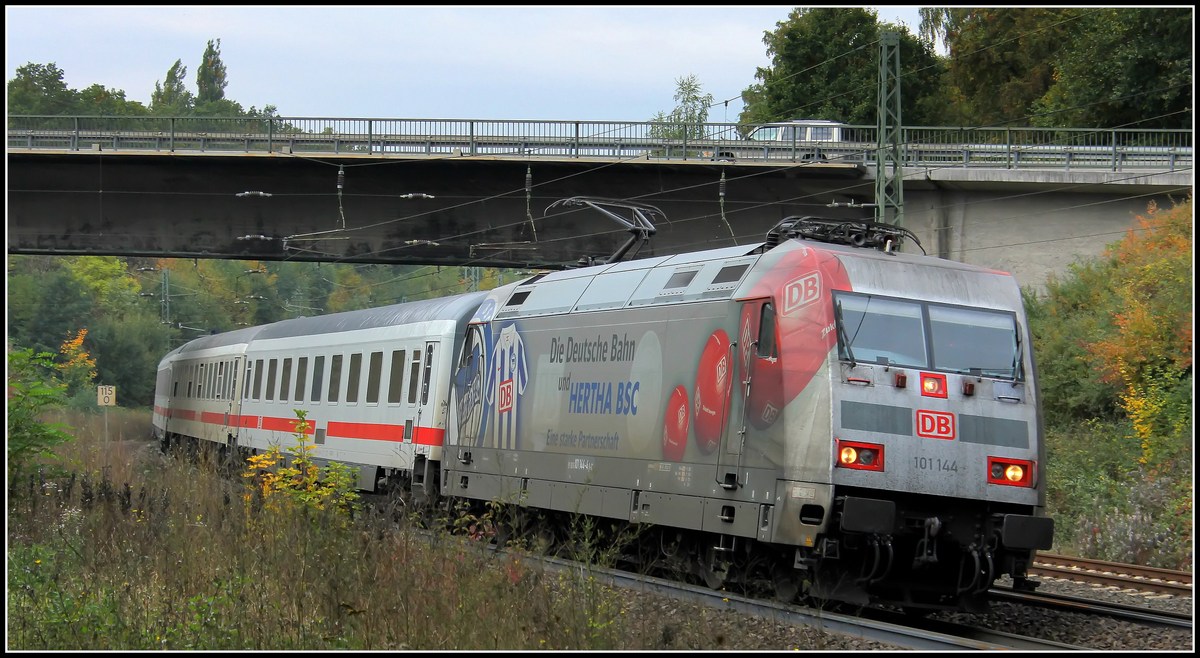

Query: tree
left=76, top=84, right=149, bottom=117
left=1084, top=196, right=1192, bottom=468
left=1031, top=8, right=1192, bottom=130
left=196, top=38, right=228, bottom=105
left=151, top=58, right=193, bottom=114
left=739, top=7, right=947, bottom=127
left=648, top=74, right=714, bottom=140
left=6, top=62, right=76, bottom=115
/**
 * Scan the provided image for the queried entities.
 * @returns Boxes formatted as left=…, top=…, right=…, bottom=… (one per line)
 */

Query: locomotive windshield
left=834, top=291, right=1022, bottom=380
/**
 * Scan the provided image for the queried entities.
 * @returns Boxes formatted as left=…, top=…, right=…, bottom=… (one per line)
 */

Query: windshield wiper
left=1010, top=333, right=1024, bottom=382
left=834, top=300, right=857, bottom=367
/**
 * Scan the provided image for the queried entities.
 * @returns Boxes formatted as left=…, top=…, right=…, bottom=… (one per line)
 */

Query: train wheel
left=772, top=563, right=803, bottom=603
left=698, top=546, right=729, bottom=590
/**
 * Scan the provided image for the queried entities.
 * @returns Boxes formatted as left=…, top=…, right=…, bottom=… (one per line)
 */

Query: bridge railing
left=6, top=115, right=1192, bottom=172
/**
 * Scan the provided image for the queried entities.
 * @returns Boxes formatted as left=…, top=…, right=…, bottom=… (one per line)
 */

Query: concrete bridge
left=6, top=116, right=1192, bottom=289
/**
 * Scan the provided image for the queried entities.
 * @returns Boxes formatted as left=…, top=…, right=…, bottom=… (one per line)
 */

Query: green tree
left=739, top=7, right=947, bottom=127
left=648, top=74, right=714, bottom=140
left=6, top=62, right=77, bottom=115
left=6, top=348, right=74, bottom=474
left=1031, top=8, right=1192, bottom=130
left=75, top=84, right=150, bottom=117
left=89, top=313, right=174, bottom=406
left=6, top=262, right=95, bottom=357
left=151, top=58, right=194, bottom=115
left=196, top=38, right=229, bottom=105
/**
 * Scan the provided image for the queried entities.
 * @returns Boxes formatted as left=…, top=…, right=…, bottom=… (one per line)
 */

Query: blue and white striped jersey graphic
left=484, top=323, right=529, bottom=449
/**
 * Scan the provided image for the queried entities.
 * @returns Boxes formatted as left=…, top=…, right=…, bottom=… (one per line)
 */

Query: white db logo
left=783, top=273, right=821, bottom=315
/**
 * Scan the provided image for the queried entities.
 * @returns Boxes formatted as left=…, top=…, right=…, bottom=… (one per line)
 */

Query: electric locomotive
left=152, top=212, right=1053, bottom=614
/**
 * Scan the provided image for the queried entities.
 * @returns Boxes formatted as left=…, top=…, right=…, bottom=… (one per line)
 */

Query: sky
left=5, top=5, right=928, bottom=122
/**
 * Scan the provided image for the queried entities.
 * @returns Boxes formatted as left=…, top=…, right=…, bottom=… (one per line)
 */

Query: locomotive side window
left=928, top=305, right=1020, bottom=379
left=758, top=303, right=778, bottom=358
left=311, top=356, right=325, bottom=402
left=388, top=350, right=407, bottom=404
left=328, top=355, right=343, bottom=403
left=366, top=351, right=383, bottom=404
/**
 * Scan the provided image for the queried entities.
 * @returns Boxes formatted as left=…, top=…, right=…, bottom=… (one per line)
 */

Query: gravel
left=620, top=574, right=1193, bottom=651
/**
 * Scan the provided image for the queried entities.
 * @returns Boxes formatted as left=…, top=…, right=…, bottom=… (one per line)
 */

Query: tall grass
left=8, top=409, right=831, bottom=650
left=1044, top=419, right=1193, bottom=570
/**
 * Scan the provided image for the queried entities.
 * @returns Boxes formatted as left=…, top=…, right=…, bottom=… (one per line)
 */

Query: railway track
left=1031, top=553, right=1193, bottom=595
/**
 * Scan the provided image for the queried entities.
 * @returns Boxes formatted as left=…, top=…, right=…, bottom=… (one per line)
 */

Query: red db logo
left=498, top=379, right=514, bottom=413
left=916, top=410, right=956, bottom=440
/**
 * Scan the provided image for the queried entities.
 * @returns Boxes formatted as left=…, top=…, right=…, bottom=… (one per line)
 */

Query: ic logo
left=916, top=409, right=956, bottom=440
left=498, top=378, right=514, bottom=413
left=783, top=273, right=821, bottom=315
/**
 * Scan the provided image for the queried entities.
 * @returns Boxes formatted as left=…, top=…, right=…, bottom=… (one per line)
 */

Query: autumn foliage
left=1084, top=197, right=1192, bottom=467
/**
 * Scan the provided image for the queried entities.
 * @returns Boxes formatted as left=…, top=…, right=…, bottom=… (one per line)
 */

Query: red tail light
left=836, top=439, right=885, bottom=472
left=987, top=456, right=1034, bottom=487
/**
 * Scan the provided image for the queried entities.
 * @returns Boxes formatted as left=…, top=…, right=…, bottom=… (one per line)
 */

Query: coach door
left=227, top=357, right=244, bottom=444
left=406, top=341, right=439, bottom=445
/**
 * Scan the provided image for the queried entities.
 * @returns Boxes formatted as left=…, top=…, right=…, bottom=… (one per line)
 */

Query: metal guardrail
left=6, top=115, right=1193, bottom=173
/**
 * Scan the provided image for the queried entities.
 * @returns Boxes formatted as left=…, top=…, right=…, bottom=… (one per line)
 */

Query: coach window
left=421, top=344, right=435, bottom=405
left=280, top=358, right=293, bottom=401
left=366, top=351, right=383, bottom=404
left=388, top=350, right=407, bottom=404
left=266, top=359, right=278, bottom=401
left=408, top=350, right=422, bottom=404
left=197, top=363, right=205, bottom=399
left=244, top=362, right=254, bottom=398
left=208, top=362, right=217, bottom=399
left=347, top=353, right=363, bottom=403
left=215, top=361, right=224, bottom=400
left=295, top=357, right=308, bottom=402
left=253, top=359, right=265, bottom=400
left=328, top=354, right=343, bottom=403
left=311, top=355, right=325, bottom=403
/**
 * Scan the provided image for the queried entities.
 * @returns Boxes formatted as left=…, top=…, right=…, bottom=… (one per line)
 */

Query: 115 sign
left=97, top=385, right=117, bottom=407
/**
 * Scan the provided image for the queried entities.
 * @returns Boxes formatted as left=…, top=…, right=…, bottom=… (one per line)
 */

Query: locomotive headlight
left=836, top=439, right=885, bottom=472
left=987, top=456, right=1033, bottom=487
left=839, top=446, right=858, bottom=464
left=920, top=372, right=948, bottom=398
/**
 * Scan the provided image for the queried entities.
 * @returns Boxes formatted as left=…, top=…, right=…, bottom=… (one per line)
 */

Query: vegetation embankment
left=8, top=408, right=845, bottom=650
